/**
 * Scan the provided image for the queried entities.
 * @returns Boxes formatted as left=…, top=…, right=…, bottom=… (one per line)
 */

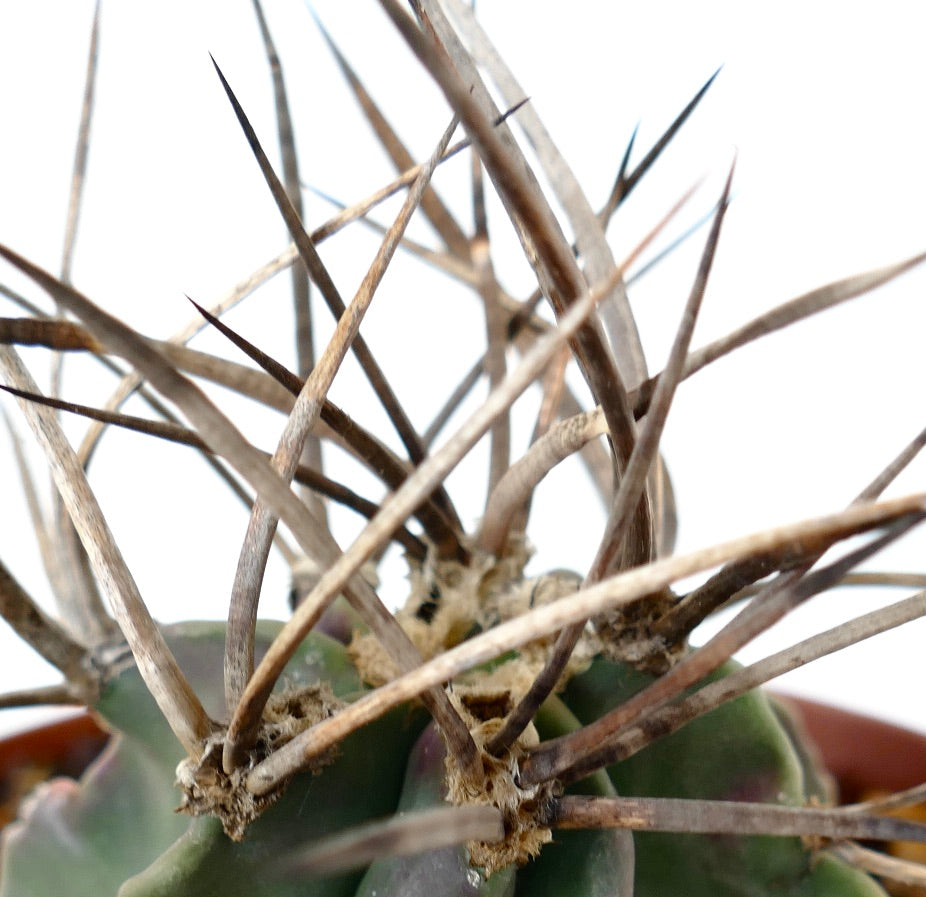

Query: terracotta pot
left=0, top=713, right=108, bottom=828
left=781, top=696, right=926, bottom=804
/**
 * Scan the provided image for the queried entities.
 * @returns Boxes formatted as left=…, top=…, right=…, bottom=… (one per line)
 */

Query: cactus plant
left=1, top=3, right=926, bottom=896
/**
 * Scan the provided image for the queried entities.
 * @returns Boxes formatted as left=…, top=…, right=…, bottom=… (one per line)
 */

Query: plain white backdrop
left=0, top=2, right=924, bottom=739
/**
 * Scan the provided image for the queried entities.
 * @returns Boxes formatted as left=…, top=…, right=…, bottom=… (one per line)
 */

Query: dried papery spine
left=216, top=99, right=477, bottom=772
left=553, top=795, right=926, bottom=843
left=0, top=558, right=93, bottom=694
left=312, top=8, right=472, bottom=262
left=443, top=0, right=648, bottom=385
left=0, top=314, right=458, bottom=546
left=0, top=380, right=426, bottom=559
left=383, top=1, right=654, bottom=579
left=477, top=177, right=703, bottom=560
left=212, top=63, right=458, bottom=703
left=209, top=58, right=464, bottom=544
left=0, top=345, right=212, bottom=757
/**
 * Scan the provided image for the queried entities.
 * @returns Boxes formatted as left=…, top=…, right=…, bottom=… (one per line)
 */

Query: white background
left=0, top=2, right=924, bottom=739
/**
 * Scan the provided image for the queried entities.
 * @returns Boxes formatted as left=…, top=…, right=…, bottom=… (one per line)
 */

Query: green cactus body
left=513, top=696, right=633, bottom=897
left=563, top=657, right=886, bottom=897
left=0, top=624, right=887, bottom=897
left=0, top=622, right=422, bottom=897
left=354, top=722, right=516, bottom=897
left=118, top=703, right=426, bottom=897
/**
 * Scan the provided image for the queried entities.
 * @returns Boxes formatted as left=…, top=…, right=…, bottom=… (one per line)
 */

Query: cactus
left=1, top=3, right=926, bottom=896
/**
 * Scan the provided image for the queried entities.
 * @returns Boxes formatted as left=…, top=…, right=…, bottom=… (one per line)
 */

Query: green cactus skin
left=794, top=854, right=889, bottom=897
left=354, top=722, right=516, bottom=897
left=118, top=704, right=426, bottom=897
left=562, top=657, right=888, bottom=897
left=512, top=696, right=634, bottom=897
left=0, top=625, right=889, bottom=896
left=0, top=622, right=422, bottom=897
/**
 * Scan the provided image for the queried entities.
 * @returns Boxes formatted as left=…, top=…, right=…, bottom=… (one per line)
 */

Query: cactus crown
left=1, top=4, right=925, bottom=896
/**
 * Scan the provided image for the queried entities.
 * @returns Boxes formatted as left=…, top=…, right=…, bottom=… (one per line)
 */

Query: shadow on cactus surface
left=1, top=2, right=926, bottom=895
